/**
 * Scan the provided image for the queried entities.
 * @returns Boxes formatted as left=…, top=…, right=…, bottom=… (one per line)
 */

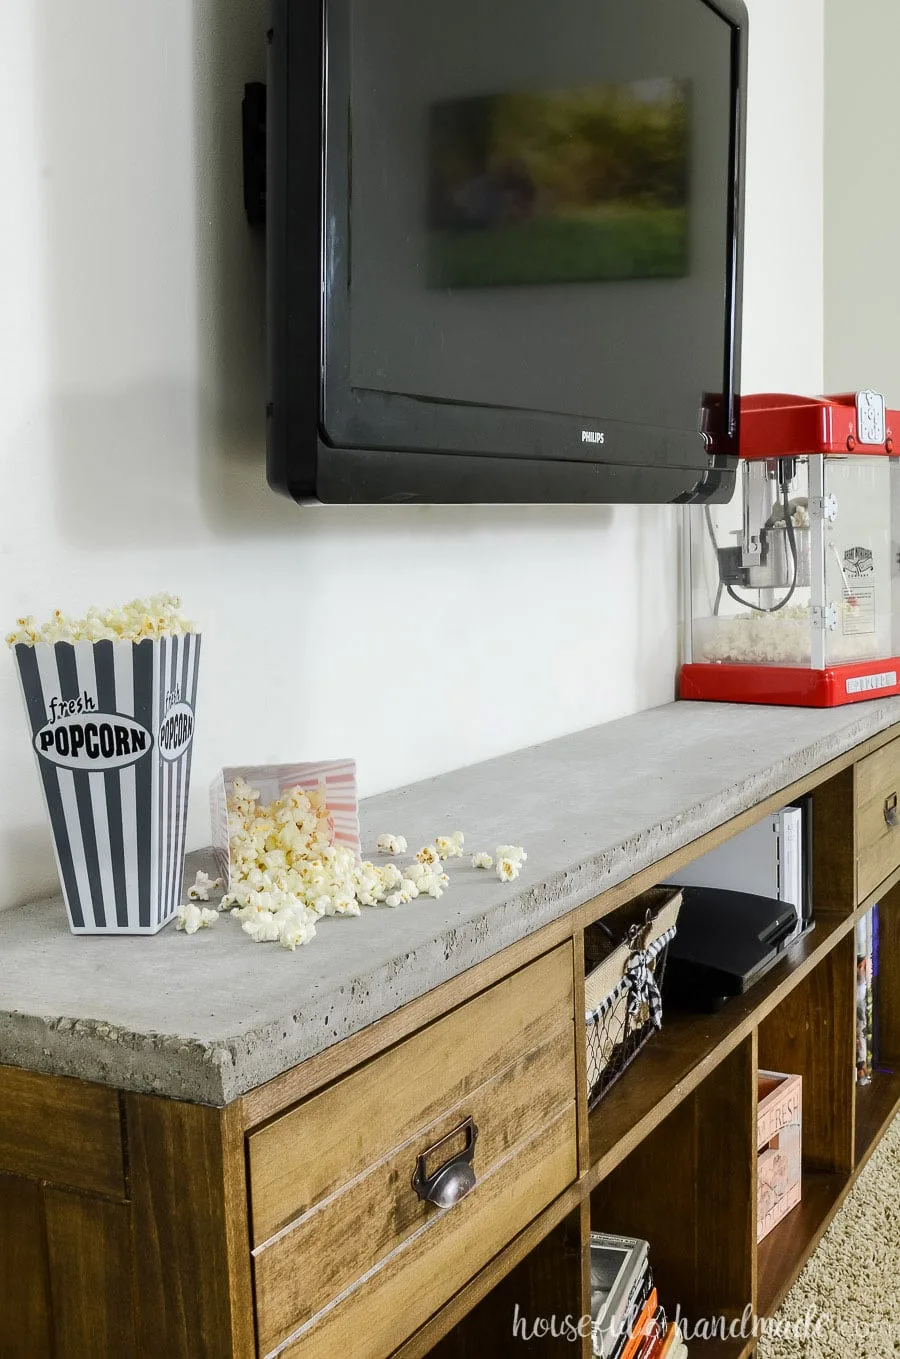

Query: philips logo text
left=581, top=430, right=606, bottom=444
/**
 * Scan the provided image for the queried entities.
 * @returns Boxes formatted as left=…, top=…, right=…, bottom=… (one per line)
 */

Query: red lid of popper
left=739, top=392, right=900, bottom=459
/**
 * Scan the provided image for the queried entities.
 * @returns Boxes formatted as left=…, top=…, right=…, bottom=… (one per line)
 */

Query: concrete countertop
left=3, top=697, right=900, bottom=1105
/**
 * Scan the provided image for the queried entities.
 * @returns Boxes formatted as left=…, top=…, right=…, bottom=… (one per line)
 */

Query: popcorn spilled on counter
left=216, top=777, right=430, bottom=951
left=6, top=593, right=197, bottom=647
left=189, top=772, right=529, bottom=955
left=376, top=833, right=408, bottom=855
left=176, top=904, right=218, bottom=934
left=495, top=845, right=527, bottom=883
left=406, top=860, right=450, bottom=900
left=188, top=870, right=223, bottom=902
left=434, top=832, right=465, bottom=860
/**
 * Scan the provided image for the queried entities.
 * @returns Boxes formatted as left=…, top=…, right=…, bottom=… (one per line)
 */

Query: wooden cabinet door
left=0, top=1175, right=134, bottom=1359
left=0, top=1173, right=52, bottom=1358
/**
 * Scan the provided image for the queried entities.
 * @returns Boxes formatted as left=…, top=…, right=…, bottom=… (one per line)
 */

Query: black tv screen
left=266, top=0, right=747, bottom=505
left=426, top=81, right=692, bottom=290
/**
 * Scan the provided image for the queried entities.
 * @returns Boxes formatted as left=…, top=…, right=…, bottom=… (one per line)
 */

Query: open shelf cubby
left=416, top=758, right=900, bottom=1359
left=855, top=1070, right=900, bottom=1169
left=855, top=879, right=900, bottom=1171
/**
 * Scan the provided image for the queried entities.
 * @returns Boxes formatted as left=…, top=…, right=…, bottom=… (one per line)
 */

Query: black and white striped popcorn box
left=14, top=635, right=201, bottom=934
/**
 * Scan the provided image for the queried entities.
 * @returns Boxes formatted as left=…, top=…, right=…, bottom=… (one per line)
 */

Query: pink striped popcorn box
left=14, top=635, right=201, bottom=935
left=210, top=760, right=360, bottom=886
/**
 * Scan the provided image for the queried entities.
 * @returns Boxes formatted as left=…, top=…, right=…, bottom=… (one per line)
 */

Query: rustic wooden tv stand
left=2, top=699, right=900, bottom=1358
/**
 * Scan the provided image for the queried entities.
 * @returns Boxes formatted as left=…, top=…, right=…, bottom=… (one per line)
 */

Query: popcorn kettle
left=681, top=392, right=900, bottom=707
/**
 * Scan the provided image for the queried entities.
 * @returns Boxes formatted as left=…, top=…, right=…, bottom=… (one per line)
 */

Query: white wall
left=824, top=0, right=899, bottom=399
left=741, top=0, right=824, bottom=396
left=0, top=0, right=823, bottom=909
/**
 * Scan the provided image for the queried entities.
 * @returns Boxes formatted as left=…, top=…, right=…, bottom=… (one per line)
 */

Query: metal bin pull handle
left=411, top=1116, right=478, bottom=1209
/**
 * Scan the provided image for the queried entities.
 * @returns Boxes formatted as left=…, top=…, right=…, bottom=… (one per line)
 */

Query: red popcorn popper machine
left=681, top=392, right=900, bottom=707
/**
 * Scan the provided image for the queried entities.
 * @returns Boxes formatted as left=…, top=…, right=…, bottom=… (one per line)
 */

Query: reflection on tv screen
left=427, top=79, right=690, bottom=288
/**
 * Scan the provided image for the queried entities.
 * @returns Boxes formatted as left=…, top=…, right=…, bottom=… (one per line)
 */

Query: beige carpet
left=758, top=1112, right=900, bottom=1357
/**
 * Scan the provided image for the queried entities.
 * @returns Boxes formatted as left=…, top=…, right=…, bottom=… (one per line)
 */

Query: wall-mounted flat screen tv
left=266, top=0, right=747, bottom=505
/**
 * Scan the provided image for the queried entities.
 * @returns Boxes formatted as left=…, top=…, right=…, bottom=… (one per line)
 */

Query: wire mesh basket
left=585, top=887, right=681, bottom=1111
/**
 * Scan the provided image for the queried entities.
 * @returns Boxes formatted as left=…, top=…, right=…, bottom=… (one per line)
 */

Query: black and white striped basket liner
left=14, top=635, right=200, bottom=935
left=584, top=926, right=677, bottom=1025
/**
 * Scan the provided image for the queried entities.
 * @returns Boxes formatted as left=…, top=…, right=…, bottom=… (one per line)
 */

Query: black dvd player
left=664, top=886, right=799, bottom=1012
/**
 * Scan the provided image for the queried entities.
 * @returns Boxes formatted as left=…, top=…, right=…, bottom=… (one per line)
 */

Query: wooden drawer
left=856, top=737, right=900, bottom=901
left=247, top=943, right=577, bottom=1359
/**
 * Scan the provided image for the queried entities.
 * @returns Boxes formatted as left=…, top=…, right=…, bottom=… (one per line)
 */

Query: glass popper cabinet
left=681, top=392, right=900, bottom=707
